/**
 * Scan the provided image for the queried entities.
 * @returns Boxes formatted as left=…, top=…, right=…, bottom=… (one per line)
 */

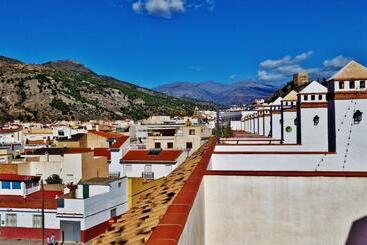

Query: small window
left=11, top=182, right=21, bottom=189
left=294, top=118, right=298, bottom=126
left=2, top=181, right=11, bottom=189
left=339, top=81, right=345, bottom=89
left=57, top=198, right=65, bottom=208
left=360, top=81, right=366, bottom=89
left=6, top=214, right=17, bottom=227
left=304, top=95, right=308, bottom=101
left=311, top=95, right=315, bottom=101
left=33, top=215, right=42, bottom=228
left=154, top=142, right=161, bottom=149
left=118, top=182, right=122, bottom=188
left=110, top=208, right=117, bottom=218
left=186, top=142, right=193, bottom=149
left=318, top=94, right=323, bottom=100
left=167, top=142, right=173, bottom=149
left=313, top=115, right=320, bottom=126
left=350, top=81, right=355, bottom=89
left=189, top=129, right=195, bottom=135
left=353, top=110, right=363, bottom=124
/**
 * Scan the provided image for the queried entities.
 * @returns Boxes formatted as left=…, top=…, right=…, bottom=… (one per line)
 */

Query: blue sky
left=0, top=0, right=366, bottom=88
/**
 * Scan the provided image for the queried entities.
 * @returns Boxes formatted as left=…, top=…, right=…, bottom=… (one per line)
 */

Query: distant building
left=293, top=71, right=309, bottom=87
left=121, top=149, right=185, bottom=179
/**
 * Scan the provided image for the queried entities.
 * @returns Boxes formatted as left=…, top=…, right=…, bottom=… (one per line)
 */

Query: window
left=57, top=130, right=65, bottom=136
left=313, top=115, right=320, bottom=126
left=361, top=81, right=366, bottom=89
left=350, top=81, right=355, bottom=89
left=6, top=214, right=17, bottom=227
left=353, top=110, right=363, bottom=124
left=33, top=215, right=42, bottom=228
left=167, top=142, right=173, bottom=149
left=110, top=208, right=117, bottom=218
left=285, top=126, right=292, bottom=133
left=339, top=81, right=344, bottom=89
left=154, top=142, right=161, bottom=149
left=118, top=182, right=122, bottom=188
left=11, top=182, right=21, bottom=189
left=304, top=95, right=308, bottom=101
left=1, top=181, right=11, bottom=189
left=186, top=142, right=193, bottom=149
left=57, top=198, right=65, bottom=208
left=318, top=94, right=323, bottom=100
left=311, top=95, right=315, bottom=101
left=294, top=118, right=298, bottom=126
left=189, top=129, right=195, bottom=135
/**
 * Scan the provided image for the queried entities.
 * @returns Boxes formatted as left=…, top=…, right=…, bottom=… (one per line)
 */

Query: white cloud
left=130, top=0, right=214, bottom=18
left=258, top=52, right=353, bottom=83
left=323, top=55, right=350, bottom=69
left=131, top=0, right=185, bottom=18
left=258, top=51, right=316, bottom=82
left=132, top=1, right=143, bottom=13
left=229, top=74, right=237, bottom=81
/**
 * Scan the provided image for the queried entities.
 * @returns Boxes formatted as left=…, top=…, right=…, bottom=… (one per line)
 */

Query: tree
left=45, top=174, right=63, bottom=184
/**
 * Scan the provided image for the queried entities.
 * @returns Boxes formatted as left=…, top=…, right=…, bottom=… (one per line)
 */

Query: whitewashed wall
left=204, top=175, right=367, bottom=245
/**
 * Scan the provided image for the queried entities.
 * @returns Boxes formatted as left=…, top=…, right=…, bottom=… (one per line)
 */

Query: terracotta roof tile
left=122, top=150, right=183, bottom=163
left=92, top=139, right=215, bottom=244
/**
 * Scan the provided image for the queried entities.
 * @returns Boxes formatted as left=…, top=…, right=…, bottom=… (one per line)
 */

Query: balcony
left=142, top=171, right=154, bottom=180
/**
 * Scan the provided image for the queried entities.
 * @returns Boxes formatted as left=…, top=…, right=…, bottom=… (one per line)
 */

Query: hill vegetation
left=0, top=57, right=214, bottom=122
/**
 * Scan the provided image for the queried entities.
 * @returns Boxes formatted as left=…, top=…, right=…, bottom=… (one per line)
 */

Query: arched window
left=353, top=110, right=363, bottom=124
left=313, top=115, right=320, bottom=126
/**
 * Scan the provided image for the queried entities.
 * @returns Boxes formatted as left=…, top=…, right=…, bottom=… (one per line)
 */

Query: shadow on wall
left=346, top=215, right=367, bottom=245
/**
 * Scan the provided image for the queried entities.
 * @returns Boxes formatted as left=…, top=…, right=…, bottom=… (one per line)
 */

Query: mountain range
left=155, top=80, right=277, bottom=105
left=0, top=56, right=213, bottom=123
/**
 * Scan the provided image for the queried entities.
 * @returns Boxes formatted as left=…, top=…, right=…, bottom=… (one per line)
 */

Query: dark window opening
left=360, top=81, right=366, bottom=89
left=339, top=81, right=345, bottom=89
left=350, top=81, right=355, bottom=89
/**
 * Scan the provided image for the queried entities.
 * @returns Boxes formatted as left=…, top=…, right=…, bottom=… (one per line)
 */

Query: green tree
left=45, top=174, right=63, bottom=184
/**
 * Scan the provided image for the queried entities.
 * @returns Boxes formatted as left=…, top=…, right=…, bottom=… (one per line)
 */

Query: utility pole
left=41, top=180, right=45, bottom=245
left=215, top=108, right=221, bottom=143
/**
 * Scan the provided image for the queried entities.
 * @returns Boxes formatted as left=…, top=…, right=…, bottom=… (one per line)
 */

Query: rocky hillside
left=155, top=80, right=276, bottom=106
left=0, top=56, right=214, bottom=122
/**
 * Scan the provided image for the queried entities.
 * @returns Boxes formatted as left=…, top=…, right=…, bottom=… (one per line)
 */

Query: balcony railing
left=142, top=171, right=154, bottom=180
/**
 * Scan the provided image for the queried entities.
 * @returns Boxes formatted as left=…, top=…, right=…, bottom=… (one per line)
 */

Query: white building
left=56, top=177, right=128, bottom=242
left=121, top=149, right=186, bottom=179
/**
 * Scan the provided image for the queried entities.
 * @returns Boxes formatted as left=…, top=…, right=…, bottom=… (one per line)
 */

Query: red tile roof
left=0, top=174, right=40, bottom=182
left=88, top=130, right=129, bottom=149
left=94, top=148, right=111, bottom=161
left=0, top=128, right=21, bottom=134
left=0, top=190, right=62, bottom=209
left=111, top=135, right=129, bottom=148
left=122, top=150, right=183, bottom=163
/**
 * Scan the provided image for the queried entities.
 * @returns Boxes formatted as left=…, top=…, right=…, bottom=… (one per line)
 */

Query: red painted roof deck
left=0, top=174, right=40, bottom=182
left=88, top=130, right=129, bottom=148
left=122, top=150, right=183, bottom=163
left=0, top=190, right=62, bottom=209
left=93, top=148, right=111, bottom=160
